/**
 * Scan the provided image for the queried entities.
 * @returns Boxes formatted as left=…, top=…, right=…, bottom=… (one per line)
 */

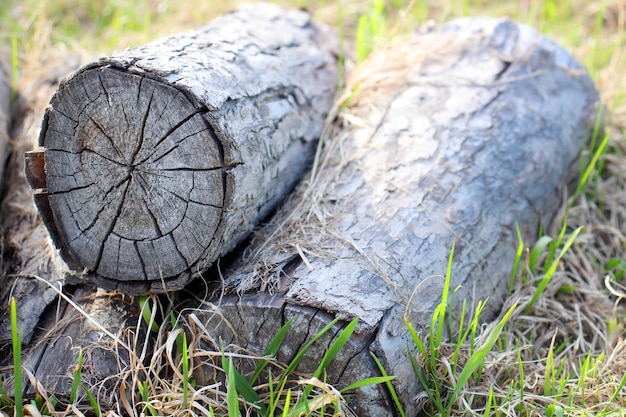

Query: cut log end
left=40, top=67, right=226, bottom=285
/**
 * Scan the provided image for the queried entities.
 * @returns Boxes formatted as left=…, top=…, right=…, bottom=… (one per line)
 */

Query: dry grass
left=0, top=0, right=625, bottom=416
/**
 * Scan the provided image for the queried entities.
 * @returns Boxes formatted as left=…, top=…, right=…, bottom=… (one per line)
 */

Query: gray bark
left=29, top=3, right=338, bottom=294
left=188, top=18, right=600, bottom=416
left=3, top=287, right=138, bottom=407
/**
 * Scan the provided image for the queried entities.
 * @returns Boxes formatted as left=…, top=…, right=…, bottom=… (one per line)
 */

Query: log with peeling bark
left=26, top=3, right=338, bottom=294
left=186, top=18, right=600, bottom=416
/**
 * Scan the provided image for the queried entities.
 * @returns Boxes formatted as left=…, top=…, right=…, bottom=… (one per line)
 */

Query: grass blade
left=436, top=241, right=456, bottom=348
left=82, top=383, right=101, bottom=417
left=404, top=317, right=427, bottom=356
left=181, top=332, right=190, bottom=409
left=447, top=302, right=518, bottom=410
left=528, top=235, right=552, bottom=275
left=526, top=227, right=583, bottom=313
left=251, top=319, right=293, bottom=385
left=281, top=389, right=291, bottom=417
left=571, top=132, right=610, bottom=205
left=139, top=295, right=159, bottom=333
left=517, top=347, right=525, bottom=404
left=371, top=352, right=406, bottom=417
left=544, top=332, right=557, bottom=396
left=509, top=224, right=525, bottom=292
left=11, top=298, right=23, bottom=417
left=482, top=387, right=495, bottom=417
left=222, top=355, right=264, bottom=413
left=339, top=376, right=396, bottom=393
left=227, top=356, right=240, bottom=417
left=70, top=349, right=83, bottom=404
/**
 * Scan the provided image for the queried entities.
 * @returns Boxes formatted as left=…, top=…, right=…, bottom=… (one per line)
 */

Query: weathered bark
left=29, top=3, right=338, bottom=294
left=0, top=59, right=9, bottom=185
left=187, top=18, right=600, bottom=416
left=3, top=287, right=139, bottom=407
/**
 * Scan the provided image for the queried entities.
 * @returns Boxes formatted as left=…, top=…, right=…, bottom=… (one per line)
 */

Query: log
left=186, top=18, right=600, bottom=416
left=27, top=3, right=338, bottom=294
left=1, top=3, right=336, bottom=405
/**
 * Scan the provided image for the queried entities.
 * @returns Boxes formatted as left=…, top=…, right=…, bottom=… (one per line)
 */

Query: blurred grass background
left=0, top=0, right=623, bottom=114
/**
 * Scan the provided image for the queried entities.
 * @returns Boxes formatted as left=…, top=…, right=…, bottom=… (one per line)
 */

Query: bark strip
left=31, top=3, right=338, bottom=294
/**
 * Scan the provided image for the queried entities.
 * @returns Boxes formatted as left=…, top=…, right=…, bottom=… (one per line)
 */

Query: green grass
left=10, top=298, right=23, bottom=417
left=404, top=232, right=626, bottom=416
left=405, top=245, right=518, bottom=416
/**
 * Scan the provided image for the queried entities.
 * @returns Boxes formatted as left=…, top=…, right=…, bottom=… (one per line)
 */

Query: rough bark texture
left=2, top=287, right=139, bottom=407
left=30, top=3, right=338, bottom=294
left=188, top=18, right=600, bottom=416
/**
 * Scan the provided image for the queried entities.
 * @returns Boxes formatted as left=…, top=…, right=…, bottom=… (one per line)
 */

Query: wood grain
left=35, top=3, right=338, bottom=293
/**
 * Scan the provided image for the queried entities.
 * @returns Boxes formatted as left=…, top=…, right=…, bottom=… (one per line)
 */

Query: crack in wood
left=94, top=178, right=132, bottom=272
